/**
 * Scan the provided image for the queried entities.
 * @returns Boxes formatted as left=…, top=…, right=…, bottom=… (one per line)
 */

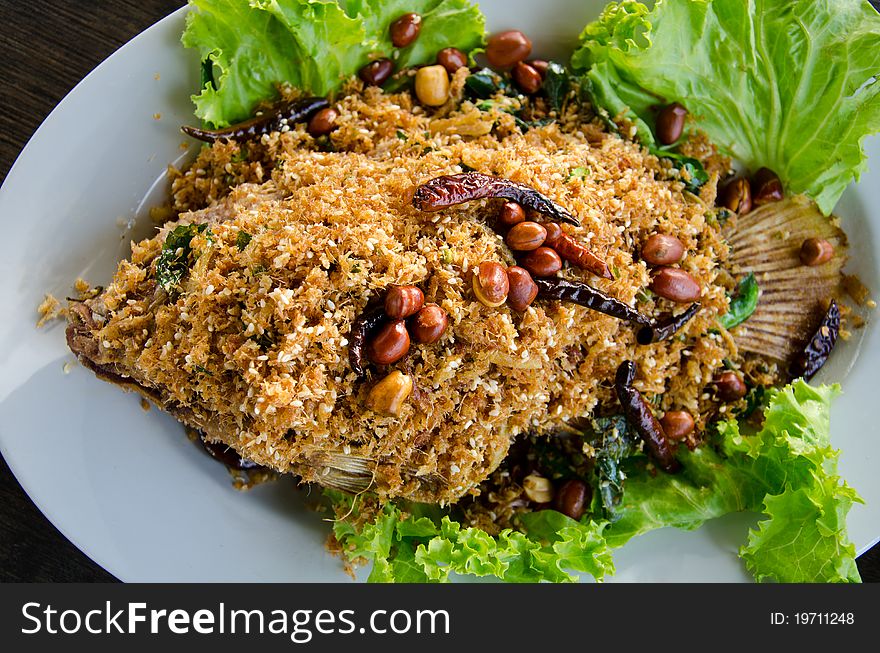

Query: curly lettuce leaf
left=330, top=381, right=859, bottom=583
left=572, top=0, right=880, bottom=214
left=330, top=497, right=614, bottom=583
left=182, top=0, right=484, bottom=127
left=342, top=1, right=485, bottom=71
left=608, top=382, right=862, bottom=582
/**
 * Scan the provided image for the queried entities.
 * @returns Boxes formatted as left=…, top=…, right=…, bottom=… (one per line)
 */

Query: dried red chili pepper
left=412, top=173, right=581, bottom=226
left=790, top=299, right=840, bottom=380
left=348, top=304, right=387, bottom=377
left=636, top=303, right=701, bottom=344
left=615, top=361, right=679, bottom=473
left=181, top=97, right=330, bottom=143
left=534, top=277, right=650, bottom=326
left=552, top=232, right=612, bottom=279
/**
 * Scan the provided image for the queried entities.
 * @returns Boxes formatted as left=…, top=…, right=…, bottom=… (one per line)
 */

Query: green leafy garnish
left=542, top=62, right=570, bottom=112
left=464, top=67, right=510, bottom=100
left=183, top=0, right=485, bottom=127
left=155, top=224, right=210, bottom=292
left=649, top=147, right=708, bottom=194
left=567, top=166, right=591, bottom=181
left=719, top=272, right=759, bottom=330
left=331, top=380, right=860, bottom=583
left=330, top=495, right=614, bottom=583
left=586, top=415, right=640, bottom=517
left=571, top=0, right=880, bottom=215
left=607, top=381, right=861, bottom=582
left=236, top=230, right=252, bottom=251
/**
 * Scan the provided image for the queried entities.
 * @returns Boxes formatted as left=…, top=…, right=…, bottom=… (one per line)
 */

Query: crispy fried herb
left=230, top=144, right=249, bottom=163
left=737, top=384, right=767, bottom=419
left=543, top=62, right=571, bottom=112
left=511, top=114, right=554, bottom=132
left=718, top=272, right=759, bottom=330
left=649, top=147, right=709, bottom=194
left=191, top=365, right=213, bottom=377
left=464, top=68, right=510, bottom=99
left=156, top=224, right=211, bottom=292
left=250, top=332, right=276, bottom=350
left=236, top=231, right=253, bottom=251
left=585, top=415, right=640, bottom=517
left=529, top=434, right=589, bottom=482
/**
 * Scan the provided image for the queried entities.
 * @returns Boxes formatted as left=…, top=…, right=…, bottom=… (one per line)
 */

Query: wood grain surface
left=1, top=0, right=878, bottom=583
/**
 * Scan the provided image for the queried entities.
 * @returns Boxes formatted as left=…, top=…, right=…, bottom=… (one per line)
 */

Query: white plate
left=0, top=1, right=877, bottom=582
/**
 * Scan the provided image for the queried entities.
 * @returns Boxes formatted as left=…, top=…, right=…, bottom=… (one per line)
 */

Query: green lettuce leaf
left=330, top=497, right=615, bottom=583
left=182, top=0, right=485, bottom=127
left=607, top=381, right=862, bottom=582
left=329, top=380, right=859, bottom=583
left=571, top=0, right=880, bottom=214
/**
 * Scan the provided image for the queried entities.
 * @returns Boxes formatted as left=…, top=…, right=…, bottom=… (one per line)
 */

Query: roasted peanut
left=485, top=30, right=532, bottom=68
left=554, top=479, right=589, bottom=520
left=641, top=233, right=685, bottom=266
left=542, top=222, right=563, bottom=248
left=714, top=371, right=747, bottom=402
left=409, top=303, right=449, bottom=344
left=526, top=59, right=549, bottom=78
left=384, top=285, right=424, bottom=319
left=366, top=370, right=413, bottom=417
left=800, top=238, right=834, bottom=266
left=512, top=61, right=542, bottom=94
left=436, top=47, right=468, bottom=74
left=359, top=58, right=393, bottom=86
left=752, top=167, right=784, bottom=205
left=506, top=266, right=539, bottom=312
left=660, top=410, right=695, bottom=440
left=719, top=177, right=752, bottom=214
left=473, top=261, right=510, bottom=307
left=506, top=221, right=547, bottom=251
left=390, top=12, right=422, bottom=48
left=366, top=320, right=410, bottom=365
left=415, top=65, right=450, bottom=107
left=307, top=107, right=339, bottom=137
left=522, top=473, right=554, bottom=503
left=520, top=247, right=562, bottom=277
left=498, top=201, right=526, bottom=228
left=656, top=102, right=687, bottom=145
left=650, top=267, right=702, bottom=303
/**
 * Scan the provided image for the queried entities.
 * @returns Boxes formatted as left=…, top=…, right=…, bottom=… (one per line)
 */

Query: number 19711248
left=794, top=613, right=854, bottom=625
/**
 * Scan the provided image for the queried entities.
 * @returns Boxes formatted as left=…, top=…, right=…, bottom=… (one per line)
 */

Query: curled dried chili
left=552, top=232, right=612, bottom=279
left=534, top=277, right=649, bottom=325
left=614, top=361, right=679, bottom=473
left=181, top=97, right=330, bottom=143
left=636, top=303, right=701, bottom=344
left=348, top=304, right=387, bottom=377
left=412, top=173, right=581, bottom=226
left=790, top=299, right=840, bottom=380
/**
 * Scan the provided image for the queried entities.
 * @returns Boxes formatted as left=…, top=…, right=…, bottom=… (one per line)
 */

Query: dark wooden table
left=1, top=0, right=879, bottom=583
